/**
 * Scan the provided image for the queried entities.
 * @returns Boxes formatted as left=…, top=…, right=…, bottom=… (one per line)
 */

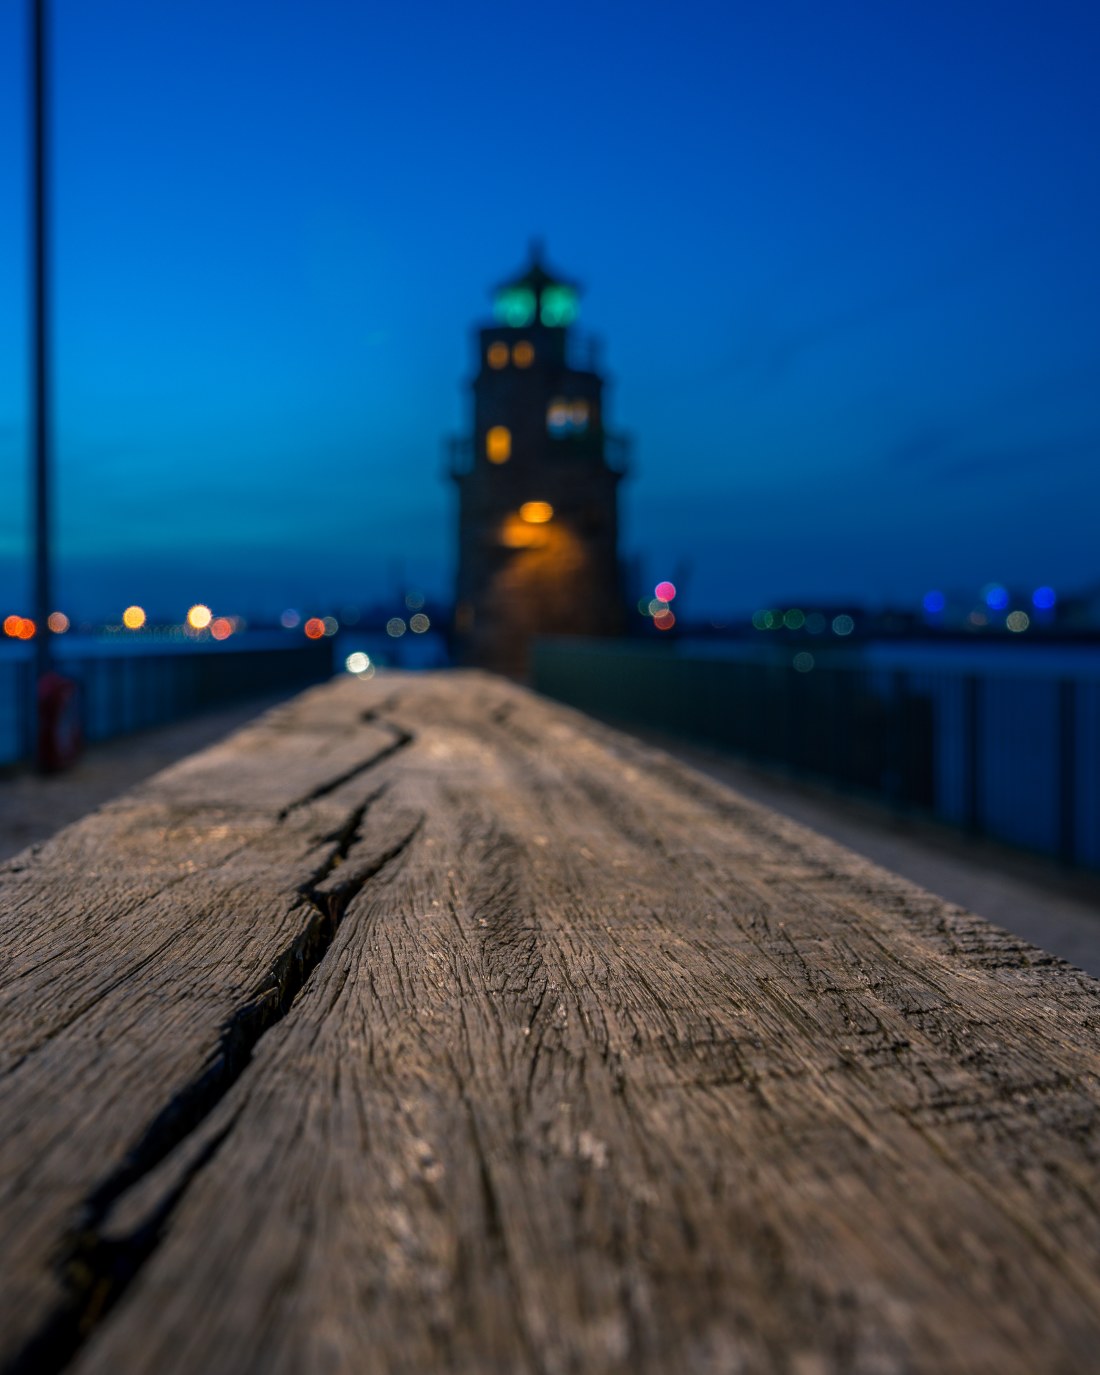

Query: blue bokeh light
left=1032, top=586, right=1057, bottom=610
left=983, top=584, right=1009, bottom=610
left=922, top=590, right=945, bottom=614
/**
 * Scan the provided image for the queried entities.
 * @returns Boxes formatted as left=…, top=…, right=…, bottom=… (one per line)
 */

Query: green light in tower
left=494, top=287, right=536, bottom=327
left=540, top=285, right=577, bottom=326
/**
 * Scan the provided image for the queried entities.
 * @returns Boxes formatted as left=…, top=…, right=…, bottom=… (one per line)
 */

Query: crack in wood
left=4, top=790, right=422, bottom=1375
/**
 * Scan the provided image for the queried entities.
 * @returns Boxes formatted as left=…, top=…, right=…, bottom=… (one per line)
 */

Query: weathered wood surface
left=2, top=671, right=1100, bottom=1375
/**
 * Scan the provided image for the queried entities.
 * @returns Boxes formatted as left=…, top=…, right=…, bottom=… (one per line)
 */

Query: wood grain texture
left=2, top=671, right=1100, bottom=1374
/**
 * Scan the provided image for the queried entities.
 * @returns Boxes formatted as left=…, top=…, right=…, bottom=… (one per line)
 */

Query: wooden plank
left=3, top=671, right=1100, bottom=1374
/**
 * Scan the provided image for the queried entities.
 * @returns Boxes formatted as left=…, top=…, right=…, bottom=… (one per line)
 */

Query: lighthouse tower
left=449, top=245, right=629, bottom=677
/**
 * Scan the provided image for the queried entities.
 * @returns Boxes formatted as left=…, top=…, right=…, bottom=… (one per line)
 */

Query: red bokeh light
left=17, top=618, right=36, bottom=640
left=210, top=617, right=233, bottom=641
left=654, top=610, right=676, bottom=631
left=304, top=617, right=325, bottom=640
left=3, top=615, right=22, bottom=638
left=655, top=581, right=676, bottom=602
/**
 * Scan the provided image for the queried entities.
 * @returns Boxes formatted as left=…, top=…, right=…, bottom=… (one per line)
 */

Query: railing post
left=963, top=674, right=981, bottom=835
left=1058, top=678, right=1076, bottom=867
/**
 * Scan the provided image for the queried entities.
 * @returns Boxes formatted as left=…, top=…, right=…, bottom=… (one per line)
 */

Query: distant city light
left=211, top=617, right=233, bottom=640
left=410, top=613, right=430, bottom=633
left=520, top=501, right=553, bottom=523
left=751, top=610, right=768, bottom=630
left=655, top=580, right=676, bottom=602
left=512, top=341, right=534, bottom=368
left=783, top=608, right=805, bottom=629
left=487, top=342, right=509, bottom=369
left=793, top=652, right=815, bottom=673
left=1032, top=586, right=1056, bottom=610
left=1006, top=610, right=1030, bottom=633
left=321, top=616, right=339, bottom=636
left=345, top=652, right=371, bottom=675
left=653, top=610, right=676, bottom=631
left=832, top=614, right=855, bottom=636
left=649, top=598, right=669, bottom=617
left=5, top=615, right=36, bottom=639
left=280, top=609, right=301, bottom=629
left=983, top=583, right=1009, bottom=611
left=47, top=611, right=69, bottom=634
left=405, top=590, right=425, bottom=610
left=187, top=604, right=212, bottom=630
left=122, top=605, right=146, bottom=630
left=922, top=590, right=945, bottom=614
left=386, top=617, right=407, bottom=637
left=969, top=610, right=988, bottom=626
left=638, top=597, right=651, bottom=616
left=304, top=617, right=325, bottom=639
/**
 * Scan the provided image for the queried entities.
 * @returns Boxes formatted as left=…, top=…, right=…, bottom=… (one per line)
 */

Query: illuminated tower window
left=540, top=284, right=578, bottom=327
left=547, top=398, right=589, bottom=436
left=513, top=340, right=534, bottom=368
left=487, top=342, right=509, bottom=369
left=486, top=426, right=511, bottom=463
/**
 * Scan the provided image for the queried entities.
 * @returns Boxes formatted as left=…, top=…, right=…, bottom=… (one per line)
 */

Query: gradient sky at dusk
left=0, top=0, right=1098, bottom=620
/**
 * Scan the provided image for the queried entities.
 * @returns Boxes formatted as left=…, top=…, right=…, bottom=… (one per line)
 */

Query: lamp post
left=31, top=0, right=51, bottom=686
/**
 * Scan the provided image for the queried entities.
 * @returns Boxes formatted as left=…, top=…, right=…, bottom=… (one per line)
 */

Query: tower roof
left=492, top=241, right=581, bottom=328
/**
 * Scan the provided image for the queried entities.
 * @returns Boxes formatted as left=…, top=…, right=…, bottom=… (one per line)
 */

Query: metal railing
left=0, top=636, right=333, bottom=767
left=531, top=639, right=1100, bottom=871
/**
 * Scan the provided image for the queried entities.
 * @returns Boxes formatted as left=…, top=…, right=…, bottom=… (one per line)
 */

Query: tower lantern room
left=449, top=245, right=629, bottom=678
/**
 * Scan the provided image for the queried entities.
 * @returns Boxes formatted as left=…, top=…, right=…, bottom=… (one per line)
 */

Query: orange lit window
left=512, top=341, right=534, bottom=368
left=486, top=426, right=511, bottom=463
left=519, top=501, right=553, bottom=524
left=487, top=342, right=508, bottom=369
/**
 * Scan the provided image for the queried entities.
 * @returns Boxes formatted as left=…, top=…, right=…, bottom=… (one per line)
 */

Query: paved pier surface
left=2, top=671, right=1100, bottom=1374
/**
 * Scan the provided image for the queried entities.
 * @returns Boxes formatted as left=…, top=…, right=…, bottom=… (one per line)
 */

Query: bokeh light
left=47, top=611, right=69, bottom=634
left=1006, top=610, right=1030, bottom=633
left=280, top=608, right=301, bottom=629
left=410, top=613, right=430, bottom=633
left=122, top=605, right=146, bottom=630
left=3, top=615, right=22, bottom=638
left=832, top=614, right=855, bottom=636
left=486, top=426, right=511, bottom=463
left=512, top=341, right=534, bottom=368
left=345, top=652, right=371, bottom=674
left=1032, top=586, right=1056, bottom=610
left=805, top=612, right=826, bottom=634
left=487, top=342, right=509, bottom=369
left=653, top=610, right=676, bottom=631
left=793, top=652, right=815, bottom=673
left=386, top=617, right=407, bottom=637
left=405, top=590, right=425, bottom=610
left=783, top=608, right=805, bottom=629
left=304, top=617, right=325, bottom=639
left=983, top=583, right=1009, bottom=610
left=322, top=616, right=339, bottom=636
left=520, top=501, right=553, bottom=523
left=655, top=581, right=676, bottom=602
left=922, top=590, right=945, bottom=614
left=187, top=604, right=212, bottom=630
left=210, top=617, right=232, bottom=640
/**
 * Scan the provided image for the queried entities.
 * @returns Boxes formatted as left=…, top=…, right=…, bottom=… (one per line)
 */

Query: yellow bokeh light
left=486, top=426, right=511, bottom=464
left=487, top=342, right=509, bottom=369
left=187, top=604, right=212, bottom=630
left=123, top=605, right=146, bottom=630
left=519, top=501, right=553, bottom=524
left=513, top=341, right=534, bottom=367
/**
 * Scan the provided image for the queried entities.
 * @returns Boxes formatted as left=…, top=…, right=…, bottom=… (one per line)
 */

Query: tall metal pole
left=31, top=0, right=53, bottom=753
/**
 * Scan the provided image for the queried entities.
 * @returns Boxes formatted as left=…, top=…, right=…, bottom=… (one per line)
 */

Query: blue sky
left=1, top=0, right=1098, bottom=619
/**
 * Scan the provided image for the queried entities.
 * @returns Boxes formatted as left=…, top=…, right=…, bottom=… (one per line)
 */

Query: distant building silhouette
left=449, top=245, right=629, bottom=677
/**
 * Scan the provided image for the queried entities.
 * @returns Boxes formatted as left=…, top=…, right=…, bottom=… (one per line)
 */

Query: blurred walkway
left=653, top=734, right=1100, bottom=978
left=0, top=693, right=293, bottom=863
left=4, top=692, right=1099, bottom=979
